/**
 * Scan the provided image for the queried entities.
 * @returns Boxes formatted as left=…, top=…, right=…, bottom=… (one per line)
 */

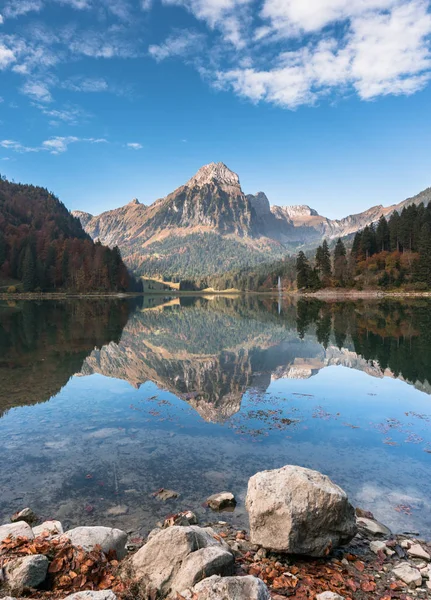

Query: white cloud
left=0, top=44, right=16, bottom=69
left=149, top=30, right=205, bottom=61
left=3, top=0, right=44, bottom=19
left=0, top=14, right=4, bottom=24
left=259, top=0, right=399, bottom=37
left=0, top=136, right=108, bottom=155
left=21, top=80, right=53, bottom=102
left=141, top=0, right=152, bottom=9
left=215, top=0, right=431, bottom=108
left=127, top=142, right=143, bottom=149
left=62, top=77, right=109, bottom=92
left=162, top=0, right=253, bottom=48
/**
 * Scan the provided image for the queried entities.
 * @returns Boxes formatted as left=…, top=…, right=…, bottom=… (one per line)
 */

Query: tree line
left=296, top=202, right=431, bottom=290
left=0, top=176, right=143, bottom=293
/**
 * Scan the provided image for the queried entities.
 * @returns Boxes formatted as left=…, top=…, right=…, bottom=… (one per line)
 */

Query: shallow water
left=1, top=296, right=431, bottom=536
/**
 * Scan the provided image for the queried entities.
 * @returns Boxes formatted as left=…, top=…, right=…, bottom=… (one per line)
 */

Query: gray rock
left=129, top=525, right=234, bottom=598
left=392, top=562, right=422, bottom=588
left=63, top=592, right=117, bottom=600
left=407, top=543, right=430, bottom=561
left=62, top=526, right=128, bottom=559
left=5, top=554, right=49, bottom=592
left=32, top=520, right=63, bottom=537
left=10, top=508, right=38, bottom=525
left=190, top=574, right=270, bottom=599
left=316, top=593, right=345, bottom=600
left=246, top=465, right=356, bottom=556
left=206, top=492, right=236, bottom=511
left=162, top=510, right=198, bottom=528
left=0, top=522, right=34, bottom=543
left=370, top=540, right=387, bottom=554
left=356, top=517, right=391, bottom=538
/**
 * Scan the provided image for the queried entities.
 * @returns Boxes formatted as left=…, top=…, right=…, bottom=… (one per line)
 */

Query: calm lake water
left=1, top=296, right=431, bottom=537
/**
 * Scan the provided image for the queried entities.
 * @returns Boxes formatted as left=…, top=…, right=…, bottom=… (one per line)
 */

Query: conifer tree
left=333, top=238, right=347, bottom=286
left=22, top=246, right=36, bottom=292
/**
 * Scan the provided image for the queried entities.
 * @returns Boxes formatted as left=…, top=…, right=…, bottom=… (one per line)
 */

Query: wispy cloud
left=61, top=76, right=109, bottom=92
left=149, top=30, right=205, bottom=61
left=0, top=136, right=108, bottom=155
left=21, top=80, right=53, bottom=102
left=127, top=142, right=143, bottom=150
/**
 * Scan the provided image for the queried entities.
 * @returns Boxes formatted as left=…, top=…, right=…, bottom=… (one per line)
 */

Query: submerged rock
left=0, top=522, right=34, bottom=543
left=10, top=508, right=38, bottom=526
left=246, top=465, right=357, bottom=556
left=128, top=525, right=234, bottom=598
left=5, top=554, right=49, bottom=592
left=189, top=574, right=270, bottom=599
left=152, top=488, right=179, bottom=501
left=62, top=526, right=128, bottom=559
left=206, top=492, right=236, bottom=511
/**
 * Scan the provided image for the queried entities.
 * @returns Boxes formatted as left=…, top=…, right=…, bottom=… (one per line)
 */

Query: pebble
left=408, top=544, right=431, bottom=561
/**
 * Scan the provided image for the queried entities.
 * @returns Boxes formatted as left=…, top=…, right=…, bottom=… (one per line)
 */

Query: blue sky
left=1, top=0, right=431, bottom=219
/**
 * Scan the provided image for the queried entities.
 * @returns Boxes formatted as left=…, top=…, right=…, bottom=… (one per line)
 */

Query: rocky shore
left=1, top=465, right=430, bottom=600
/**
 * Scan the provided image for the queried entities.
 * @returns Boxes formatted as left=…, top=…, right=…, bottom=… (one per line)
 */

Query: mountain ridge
left=72, top=162, right=431, bottom=278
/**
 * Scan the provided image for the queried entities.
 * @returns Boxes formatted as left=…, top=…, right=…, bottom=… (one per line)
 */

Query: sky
left=0, top=0, right=431, bottom=219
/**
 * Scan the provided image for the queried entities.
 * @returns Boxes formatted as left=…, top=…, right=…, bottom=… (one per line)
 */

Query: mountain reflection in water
left=1, top=295, right=431, bottom=536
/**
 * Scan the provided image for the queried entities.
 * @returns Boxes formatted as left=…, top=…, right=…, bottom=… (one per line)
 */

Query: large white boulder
left=128, top=525, right=234, bottom=598
left=246, top=465, right=357, bottom=556
left=190, top=575, right=271, bottom=599
left=62, top=526, right=128, bottom=559
left=0, top=522, right=34, bottom=544
left=5, top=554, right=49, bottom=592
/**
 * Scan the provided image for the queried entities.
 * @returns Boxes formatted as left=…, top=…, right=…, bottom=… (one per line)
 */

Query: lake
left=1, top=295, right=431, bottom=538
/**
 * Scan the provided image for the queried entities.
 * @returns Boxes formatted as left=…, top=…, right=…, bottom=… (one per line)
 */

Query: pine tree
left=333, top=238, right=347, bottom=286
left=416, top=223, right=431, bottom=285
left=315, top=240, right=331, bottom=286
left=376, top=216, right=390, bottom=252
left=389, top=211, right=401, bottom=252
left=296, top=251, right=311, bottom=289
left=22, top=246, right=36, bottom=292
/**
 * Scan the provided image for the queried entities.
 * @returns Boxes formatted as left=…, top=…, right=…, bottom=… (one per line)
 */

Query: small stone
left=316, top=593, right=345, bottom=600
left=370, top=540, right=387, bottom=554
left=32, top=520, right=63, bottom=537
left=5, top=554, right=49, bottom=592
left=0, top=522, right=34, bottom=543
left=355, top=507, right=374, bottom=519
left=392, top=562, right=422, bottom=588
left=401, top=539, right=413, bottom=549
left=356, top=517, right=391, bottom=538
left=10, top=508, right=38, bottom=525
left=408, top=544, right=431, bottom=561
left=106, top=505, right=129, bottom=516
left=385, top=548, right=395, bottom=556
left=426, top=580, right=431, bottom=590
left=163, top=511, right=198, bottom=528
left=63, top=592, right=117, bottom=600
left=191, top=574, right=270, bottom=599
left=152, top=488, right=179, bottom=501
left=206, top=492, right=236, bottom=511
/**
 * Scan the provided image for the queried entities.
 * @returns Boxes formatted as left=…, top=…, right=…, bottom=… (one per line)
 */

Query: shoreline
left=1, top=508, right=430, bottom=599
left=1, top=289, right=431, bottom=301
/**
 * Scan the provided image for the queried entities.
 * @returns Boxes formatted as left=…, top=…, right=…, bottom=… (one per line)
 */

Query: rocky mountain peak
left=281, top=205, right=319, bottom=218
left=186, top=162, right=240, bottom=189
left=128, top=198, right=140, bottom=206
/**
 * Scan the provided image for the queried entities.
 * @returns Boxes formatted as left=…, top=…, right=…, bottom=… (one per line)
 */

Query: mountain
left=73, top=162, right=431, bottom=279
left=0, top=177, right=137, bottom=292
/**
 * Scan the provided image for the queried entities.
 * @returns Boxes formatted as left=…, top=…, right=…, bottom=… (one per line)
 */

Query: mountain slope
left=73, top=162, right=431, bottom=279
left=0, top=177, right=134, bottom=292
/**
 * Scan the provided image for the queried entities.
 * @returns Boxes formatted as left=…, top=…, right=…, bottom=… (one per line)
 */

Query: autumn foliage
left=0, top=176, right=136, bottom=292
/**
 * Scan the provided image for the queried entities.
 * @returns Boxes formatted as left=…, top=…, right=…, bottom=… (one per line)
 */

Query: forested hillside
left=297, top=202, right=431, bottom=291
left=0, top=176, right=140, bottom=293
